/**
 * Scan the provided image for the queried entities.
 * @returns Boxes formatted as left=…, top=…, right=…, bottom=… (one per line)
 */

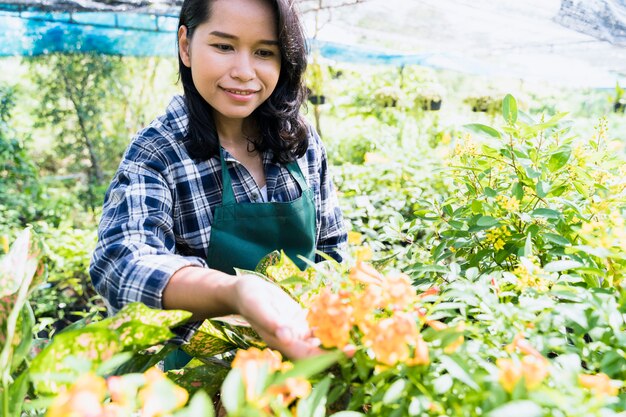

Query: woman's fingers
left=234, top=275, right=321, bottom=359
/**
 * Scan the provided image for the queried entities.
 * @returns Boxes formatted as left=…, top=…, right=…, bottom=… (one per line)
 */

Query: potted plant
left=305, top=53, right=329, bottom=106
left=414, top=82, right=444, bottom=111
left=463, top=94, right=502, bottom=114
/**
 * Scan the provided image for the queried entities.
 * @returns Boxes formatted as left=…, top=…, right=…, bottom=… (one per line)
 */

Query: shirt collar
left=164, top=95, right=190, bottom=140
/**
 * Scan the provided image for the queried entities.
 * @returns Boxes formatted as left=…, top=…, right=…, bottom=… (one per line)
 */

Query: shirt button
left=251, top=192, right=259, bottom=201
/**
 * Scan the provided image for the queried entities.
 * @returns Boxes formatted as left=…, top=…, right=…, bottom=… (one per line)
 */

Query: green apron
left=164, top=149, right=317, bottom=370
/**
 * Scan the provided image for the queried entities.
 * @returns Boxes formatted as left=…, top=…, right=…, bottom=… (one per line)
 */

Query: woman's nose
left=231, top=53, right=255, bottom=81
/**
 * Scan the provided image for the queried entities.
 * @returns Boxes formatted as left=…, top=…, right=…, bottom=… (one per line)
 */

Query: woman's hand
left=233, top=274, right=322, bottom=360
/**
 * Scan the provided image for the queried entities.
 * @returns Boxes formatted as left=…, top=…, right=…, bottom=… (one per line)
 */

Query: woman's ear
left=178, top=26, right=191, bottom=67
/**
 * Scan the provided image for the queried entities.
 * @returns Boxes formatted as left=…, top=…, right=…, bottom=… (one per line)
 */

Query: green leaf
left=502, top=94, right=518, bottom=124
left=511, top=182, right=524, bottom=201
left=173, top=390, right=215, bottom=417
left=221, top=368, right=245, bottom=414
left=547, top=148, right=571, bottom=172
left=536, top=181, right=551, bottom=198
left=383, top=379, right=406, bottom=404
left=329, top=412, right=366, bottom=417
left=184, top=320, right=238, bottom=358
left=464, top=123, right=501, bottom=139
left=439, top=355, right=479, bottom=390
left=9, top=370, right=30, bottom=416
left=531, top=208, right=560, bottom=219
left=297, top=376, right=331, bottom=417
left=170, top=362, right=228, bottom=397
left=543, top=260, right=583, bottom=272
left=476, top=216, right=499, bottom=227
left=487, top=400, right=543, bottom=417
left=274, top=351, right=340, bottom=385
left=433, top=374, right=453, bottom=394
left=523, top=234, right=533, bottom=257
left=484, top=187, right=497, bottom=197
left=542, top=233, right=570, bottom=246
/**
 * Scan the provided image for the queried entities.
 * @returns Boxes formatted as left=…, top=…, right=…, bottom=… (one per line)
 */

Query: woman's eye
left=257, top=49, right=276, bottom=58
left=212, top=44, right=233, bottom=51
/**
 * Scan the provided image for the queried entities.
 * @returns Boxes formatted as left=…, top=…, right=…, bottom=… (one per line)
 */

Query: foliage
left=27, top=53, right=131, bottom=211
left=411, top=95, right=626, bottom=287
left=0, top=84, right=41, bottom=231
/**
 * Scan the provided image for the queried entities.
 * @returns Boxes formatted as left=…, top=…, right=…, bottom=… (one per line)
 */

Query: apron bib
left=164, top=150, right=316, bottom=370
left=206, top=149, right=317, bottom=273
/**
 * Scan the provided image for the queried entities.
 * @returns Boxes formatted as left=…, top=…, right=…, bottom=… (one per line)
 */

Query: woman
left=89, top=0, right=347, bottom=364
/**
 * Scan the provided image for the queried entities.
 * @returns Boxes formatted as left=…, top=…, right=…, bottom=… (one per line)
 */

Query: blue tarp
left=0, top=9, right=453, bottom=67
left=0, top=10, right=178, bottom=55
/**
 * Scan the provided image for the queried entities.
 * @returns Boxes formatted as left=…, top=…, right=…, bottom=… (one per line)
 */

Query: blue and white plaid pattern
left=89, top=95, right=347, bottom=343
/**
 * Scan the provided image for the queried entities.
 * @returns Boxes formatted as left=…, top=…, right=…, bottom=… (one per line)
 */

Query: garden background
left=2, top=0, right=626, bottom=416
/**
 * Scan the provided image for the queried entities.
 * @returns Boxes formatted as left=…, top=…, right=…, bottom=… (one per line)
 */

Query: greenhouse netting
left=0, top=0, right=625, bottom=87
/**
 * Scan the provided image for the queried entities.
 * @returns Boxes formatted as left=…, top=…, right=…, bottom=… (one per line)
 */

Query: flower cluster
left=307, top=261, right=435, bottom=369
left=485, top=225, right=511, bottom=251
left=46, top=368, right=188, bottom=417
left=497, top=334, right=549, bottom=393
left=231, top=347, right=311, bottom=409
left=512, top=256, right=551, bottom=291
left=495, top=195, right=520, bottom=213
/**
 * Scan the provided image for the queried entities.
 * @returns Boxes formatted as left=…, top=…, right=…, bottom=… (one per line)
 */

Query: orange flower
left=381, top=272, right=417, bottom=311
left=497, top=355, right=548, bottom=393
left=505, top=333, right=543, bottom=360
left=266, top=377, right=312, bottom=406
left=46, top=373, right=107, bottom=417
left=139, top=368, right=188, bottom=417
left=365, top=312, right=419, bottom=367
left=349, top=262, right=383, bottom=285
left=579, top=373, right=619, bottom=397
left=351, top=283, right=384, bottom=332
left=520, top=355, right=548, bottom=390
left=497, top=358, right=523, bottom=393
left=407, top=334, right=430, bottom=366
left=106, top=376, right=133, bottom=407
left=232, top=347, right=284, bottom=401
left=307, top=288, right=353, bottom=348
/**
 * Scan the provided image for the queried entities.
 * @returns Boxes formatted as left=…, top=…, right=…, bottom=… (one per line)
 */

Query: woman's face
left=178, top=0, right=281, bottom=126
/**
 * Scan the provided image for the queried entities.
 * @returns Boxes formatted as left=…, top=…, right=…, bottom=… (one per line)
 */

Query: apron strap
left=219, top=148, right=309, bottom=205
left=285, top=159, right=308, bottom=193
left=219, top=148, right=237, bottom=206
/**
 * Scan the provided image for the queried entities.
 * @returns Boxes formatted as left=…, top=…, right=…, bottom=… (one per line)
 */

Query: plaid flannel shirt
left=89, top=95, right=347, bottom=342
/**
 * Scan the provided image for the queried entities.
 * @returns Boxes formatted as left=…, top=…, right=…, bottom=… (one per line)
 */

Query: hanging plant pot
left=614, top=99, right=625, bottom=113
left=421, top=99, right=442, bottom=111
left=308, top=95, right=326, bottom=105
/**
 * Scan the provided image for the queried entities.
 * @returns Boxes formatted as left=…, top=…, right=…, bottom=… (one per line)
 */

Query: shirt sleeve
left=89, top=141, right=207, bottom=313
left=311, top=130, right=348, bottom=262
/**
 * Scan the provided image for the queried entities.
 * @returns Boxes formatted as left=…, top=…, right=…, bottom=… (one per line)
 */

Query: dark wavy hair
left=177, top=0, right=309, bottom=163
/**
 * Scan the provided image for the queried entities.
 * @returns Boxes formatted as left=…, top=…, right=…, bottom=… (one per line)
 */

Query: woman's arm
left=164, top=266, right=321, bottom=359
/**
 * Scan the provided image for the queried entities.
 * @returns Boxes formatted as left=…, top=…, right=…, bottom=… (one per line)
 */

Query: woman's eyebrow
left=209, top=30, right=279, bottom=46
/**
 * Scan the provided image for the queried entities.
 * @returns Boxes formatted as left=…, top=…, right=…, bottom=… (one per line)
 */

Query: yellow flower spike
left=355, top=245, right=373, bottom=262
left=0, top=235, right=8, bottom=253
left=579, top=373, right=619, bottom=397
left=347, top=231, right=363, bottom=245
